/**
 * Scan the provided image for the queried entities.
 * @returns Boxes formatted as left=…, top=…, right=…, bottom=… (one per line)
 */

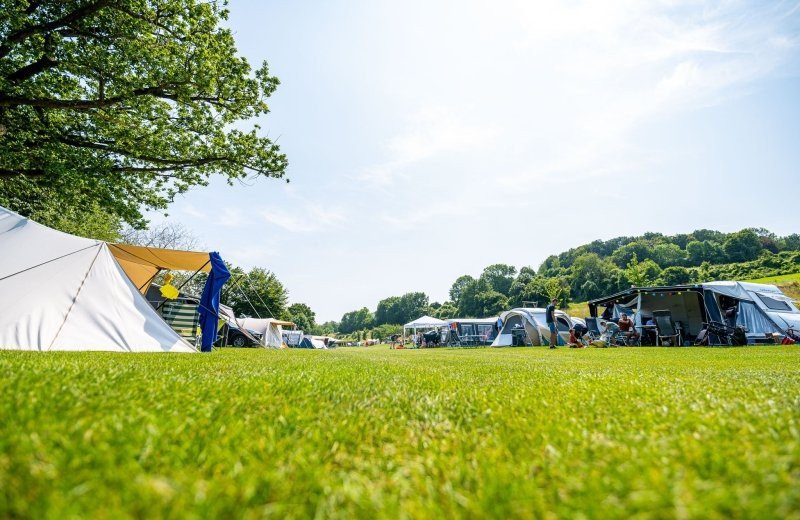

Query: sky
left=148, top=0, right=800, bottom=322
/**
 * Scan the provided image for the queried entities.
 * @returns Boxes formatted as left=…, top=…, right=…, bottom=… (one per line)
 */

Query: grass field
left=746, top=273, right=800, bottom=302
left=746, top=273, right=800, bottom=285
left=2, top=346, right=799, bottom=518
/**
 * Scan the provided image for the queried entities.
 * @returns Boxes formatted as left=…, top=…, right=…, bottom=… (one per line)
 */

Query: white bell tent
left=0, top=205, right=196, bottom=352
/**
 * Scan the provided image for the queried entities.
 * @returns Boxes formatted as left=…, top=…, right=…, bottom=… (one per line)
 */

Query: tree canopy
left=0, top=0, right=287, bottom=228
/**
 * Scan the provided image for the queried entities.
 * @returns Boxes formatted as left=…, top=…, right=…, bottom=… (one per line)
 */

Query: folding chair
left=584, top=317, right=602, bottom=341
left=652, top=310, right=681, bottom=346
left=162, top=301, right=201, bottom=346
left=446, top=329, right=463, bottom=347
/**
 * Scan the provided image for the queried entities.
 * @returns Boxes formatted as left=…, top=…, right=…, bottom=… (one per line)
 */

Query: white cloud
left=219, top=207, right=248, bottom=228
left=259, top=204, right=348, bottom=233
left=358, top=106, right=500, bottom=187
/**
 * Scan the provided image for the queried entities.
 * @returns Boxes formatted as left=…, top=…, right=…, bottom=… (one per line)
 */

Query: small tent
left=0, top=206, right=195, bottom=352
left=238, top=318, right=296, bottom=348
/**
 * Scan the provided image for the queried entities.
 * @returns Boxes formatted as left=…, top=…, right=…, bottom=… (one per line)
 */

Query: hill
left=334, top=228, right=800, bottom=335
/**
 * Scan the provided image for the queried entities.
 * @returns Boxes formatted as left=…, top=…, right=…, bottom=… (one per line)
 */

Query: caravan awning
left=108, top=243, right=212, bottom=293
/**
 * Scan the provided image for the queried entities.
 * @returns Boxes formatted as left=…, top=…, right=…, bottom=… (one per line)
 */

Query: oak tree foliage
left=0, top=0, right=287, bottom=228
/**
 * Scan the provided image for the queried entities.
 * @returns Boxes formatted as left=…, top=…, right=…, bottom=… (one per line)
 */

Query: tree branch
left=0, top=0, right=113, bottom=59
left=0, top=84, right=236, bottom=110
left=6, top=55, right=59, bottom=83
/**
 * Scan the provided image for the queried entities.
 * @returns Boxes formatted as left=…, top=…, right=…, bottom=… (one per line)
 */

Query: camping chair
left=584, top=317, right=602, bottom=341
left=601, top=321, right=634, bottom=346
left=652, top=310, right=681, bottom=346
left=162, top=301, right=201, bottom=347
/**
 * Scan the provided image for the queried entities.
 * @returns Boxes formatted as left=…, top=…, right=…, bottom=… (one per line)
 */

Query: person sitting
left=568, top=325, right=587, bottom=348
left=617, top=313, right=640, bottom=344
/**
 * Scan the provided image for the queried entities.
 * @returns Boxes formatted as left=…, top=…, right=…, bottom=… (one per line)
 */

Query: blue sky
left=150, top=0, right=800, bottom=322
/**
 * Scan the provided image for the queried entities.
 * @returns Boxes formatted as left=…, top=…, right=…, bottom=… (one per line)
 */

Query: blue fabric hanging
left=199, top=252, right=231, bottom=352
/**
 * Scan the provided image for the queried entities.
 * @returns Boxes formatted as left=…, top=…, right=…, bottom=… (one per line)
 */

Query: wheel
left=231, top=334, right=247, bottom=347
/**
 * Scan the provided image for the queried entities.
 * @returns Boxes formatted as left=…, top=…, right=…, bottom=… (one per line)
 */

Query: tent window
left=756, top=293, right=792, bottom=311
left=556, top=316, right=570, bottom=331
left=459, top=324, right=475, bottom=336
left=476, top=324, right=495, bottom=340
left=736, top=301, right=780, bottom=334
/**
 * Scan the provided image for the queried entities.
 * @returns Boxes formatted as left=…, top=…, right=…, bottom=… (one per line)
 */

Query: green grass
left=745, top=273, right=800, bottom=303
left=2, top=347, right=800, bottom=518
left=745, top=273, right=800, bottom=285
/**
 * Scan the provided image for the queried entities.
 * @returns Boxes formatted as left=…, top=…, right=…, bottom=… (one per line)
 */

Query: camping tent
left=403, top=315, right=448, bottom=345
left=587, top=281, right=799, bottom=345
left=238, top=318, right=296, bottom=348
left=299, top=336, right=327, bottom=349
left=491, top=308, right=573, bottom=347
left=0, top=205, right=195, bottom=352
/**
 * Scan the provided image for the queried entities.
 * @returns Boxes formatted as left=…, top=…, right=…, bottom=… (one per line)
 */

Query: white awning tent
left=238, top=318, right=296, bottom=349
left=0, top=205, right=195, bottom=352
left=402, top=315, right=448, bottom=345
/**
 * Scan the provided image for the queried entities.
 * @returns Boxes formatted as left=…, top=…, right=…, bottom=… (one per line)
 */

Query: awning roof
left=108, top=243, right=212, bottom=293
left=404, top=315, right=448, bottom=328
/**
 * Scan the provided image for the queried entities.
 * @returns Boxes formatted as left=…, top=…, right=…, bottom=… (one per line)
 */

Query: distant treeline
left=334, top=228, right=800, bottom=337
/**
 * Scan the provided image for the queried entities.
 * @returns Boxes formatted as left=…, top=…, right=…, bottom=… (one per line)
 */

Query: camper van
left=588, top=281, right=799, bottom=345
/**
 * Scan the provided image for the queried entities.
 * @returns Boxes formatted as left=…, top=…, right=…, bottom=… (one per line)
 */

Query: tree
left=120, top=221, right=199, bottom=250
left=371, top=324, right=401, bottom=342
left=658, top=266, right=696, bottom=286
left=223, top=266, right=287, bottom=319
left=783, top=234, right=800, bottom=252
left=624, top=254, right=661, bottom=287
left=317, top=321, right=339, bottom=335
left=538, top=255, right=561, bottom=277
left=23, top=200, right=122, bottom=241
left=473, top=291, right=509, bottom=317
left=723, top=230, right=762, bottom=263
left=543, top=277, right=570, bottom=307
left=611, top=241, right=653, bottom=268
left=286, top=303, right=315, bottom=332
left=339, top=308, right=373, bottom=334
left=449, top=275, right=476, bottom=304
left=429, top=301, right=457, bottom=320
left=374, top=292, right=429, bottom=325
left=0, top=1, right=287, bottom=228
left=478, top=263, right=517, bottom=296
left=507, top=266, right=537, bottom=307
left=374, top=296, right=401, bottom=326
left=456, top=278, right=490, bottom=317
left=569, top=253, right=621, bottom=301
left=652, top=243, right=687, bottom=267
left=396, top=292, right=429, bottom=323
left=686, top=240, right=725, bottom=266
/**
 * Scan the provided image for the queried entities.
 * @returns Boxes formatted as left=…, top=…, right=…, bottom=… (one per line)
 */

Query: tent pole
left=155, top=259, right=211, bottom=311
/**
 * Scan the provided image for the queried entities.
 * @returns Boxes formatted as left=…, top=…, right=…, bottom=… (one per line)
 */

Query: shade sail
left=108, top=243, right=212, bottom=293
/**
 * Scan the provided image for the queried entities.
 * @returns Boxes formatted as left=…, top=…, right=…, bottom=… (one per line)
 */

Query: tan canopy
left=108, top=243, right=212, bottom=294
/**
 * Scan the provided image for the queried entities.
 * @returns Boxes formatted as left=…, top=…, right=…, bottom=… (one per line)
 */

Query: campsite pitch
left=1, top=347, right=799, bottom=518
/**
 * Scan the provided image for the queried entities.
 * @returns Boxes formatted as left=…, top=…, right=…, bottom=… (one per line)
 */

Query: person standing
left=546, top=298, right=559, bottom=349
